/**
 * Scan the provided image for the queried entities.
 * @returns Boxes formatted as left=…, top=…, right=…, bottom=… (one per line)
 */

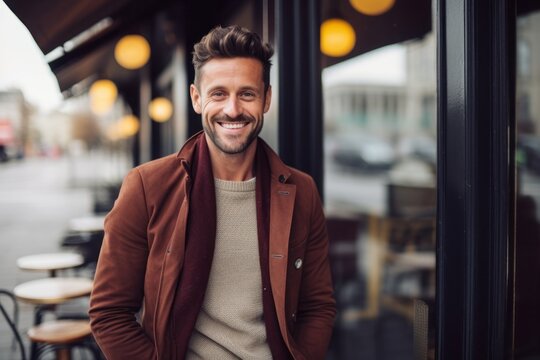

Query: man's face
left=190, top=57, right=271, bottom=155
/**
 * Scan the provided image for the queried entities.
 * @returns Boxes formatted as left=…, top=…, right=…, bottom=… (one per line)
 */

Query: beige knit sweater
left=186, top=178, right=272, bottom=360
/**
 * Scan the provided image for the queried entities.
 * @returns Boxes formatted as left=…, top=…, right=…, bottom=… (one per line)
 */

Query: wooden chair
left=386, top=183, right=436, bottom=219
left=339, top=214, right=435, bottom=322
left=27, top=319, right=98, bottom=360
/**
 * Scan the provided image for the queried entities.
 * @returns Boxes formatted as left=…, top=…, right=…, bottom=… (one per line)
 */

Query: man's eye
left=242, top=92, right=256, bottom=98
left=212, top=91, right=225, bottom=98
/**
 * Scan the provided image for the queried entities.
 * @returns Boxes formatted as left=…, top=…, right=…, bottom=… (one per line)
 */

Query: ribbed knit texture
left=186, top=177, right=272, bottom=360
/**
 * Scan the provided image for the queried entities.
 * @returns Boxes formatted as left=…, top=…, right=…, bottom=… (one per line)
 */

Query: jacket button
left=279, top=175, right=285, bottom=183
left=294, top=258, right=303, bottom=269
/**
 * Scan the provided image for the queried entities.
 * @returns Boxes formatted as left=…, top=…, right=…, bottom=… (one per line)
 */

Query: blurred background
left=1, top=0, right=539, bottom=359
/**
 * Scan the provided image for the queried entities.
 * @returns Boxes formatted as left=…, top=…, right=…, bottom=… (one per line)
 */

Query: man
left=89, top=25, right=336, bottom=360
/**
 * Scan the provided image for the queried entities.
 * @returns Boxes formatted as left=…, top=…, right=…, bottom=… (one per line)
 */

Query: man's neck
left=207, top=137, right=257, bottom=181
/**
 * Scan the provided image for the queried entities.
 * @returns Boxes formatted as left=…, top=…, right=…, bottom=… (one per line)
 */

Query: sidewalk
left=0, top=156, right=94, bottom=358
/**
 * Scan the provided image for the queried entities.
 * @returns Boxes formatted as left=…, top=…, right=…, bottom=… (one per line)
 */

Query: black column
left=276, top=0, right=324, bottom=196
left=437, top=0, right=515, bottom=358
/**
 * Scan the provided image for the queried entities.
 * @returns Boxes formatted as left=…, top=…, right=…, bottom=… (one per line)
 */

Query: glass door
left=321, top=1, right=437, bottom=358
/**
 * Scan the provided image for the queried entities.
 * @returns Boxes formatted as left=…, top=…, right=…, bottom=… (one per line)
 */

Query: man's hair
left=192, top=25, right=274, bottom=92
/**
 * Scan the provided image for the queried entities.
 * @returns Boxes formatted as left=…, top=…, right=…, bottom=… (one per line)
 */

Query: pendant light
left=349, top=0, right=395, bottom=16
left=114, top=35, right=151, bottom=70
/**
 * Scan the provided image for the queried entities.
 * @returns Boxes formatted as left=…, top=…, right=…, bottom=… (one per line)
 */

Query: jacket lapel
left=262, top=137, right=298, bottom=352
left=153, top=136, right=200, bottom=358
left=269, top=178, right=296, bottom=349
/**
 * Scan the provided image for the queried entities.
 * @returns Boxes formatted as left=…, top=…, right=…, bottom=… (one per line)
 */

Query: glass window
left=323, top=3, right=436, bottom=359
left=515, top=7, right=540, bottom=359
left=518, top=40, right=531, bottom=77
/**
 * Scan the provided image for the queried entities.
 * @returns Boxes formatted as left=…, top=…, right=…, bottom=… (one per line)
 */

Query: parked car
left=330, top=133, right=396, bottom=171
left=397, top=135, right=437, bottom=169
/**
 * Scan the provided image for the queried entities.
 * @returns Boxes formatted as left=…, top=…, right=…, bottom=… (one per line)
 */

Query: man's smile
left=218, top=122, right=249, bottom=129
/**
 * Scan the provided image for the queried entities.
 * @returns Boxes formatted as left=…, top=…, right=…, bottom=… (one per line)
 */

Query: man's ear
left=263, top=85, right=272, bottom=113
left=190, top=84, right=202, bottom=114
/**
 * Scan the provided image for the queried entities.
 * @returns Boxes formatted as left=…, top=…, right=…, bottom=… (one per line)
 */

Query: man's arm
left=293, top=178, right=337, bottom=360
left=89, top=169, right=156, bottom=359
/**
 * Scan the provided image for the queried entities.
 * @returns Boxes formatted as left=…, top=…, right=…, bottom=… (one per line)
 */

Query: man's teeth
left=221, top=122, right=247, bottom=129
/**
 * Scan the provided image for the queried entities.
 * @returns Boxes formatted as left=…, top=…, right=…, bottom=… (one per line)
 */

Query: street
left=0, top=156, right=94, bottom=358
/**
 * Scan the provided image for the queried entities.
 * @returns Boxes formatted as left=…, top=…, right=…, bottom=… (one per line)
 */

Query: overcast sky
left=0, top=2, right=62, bottom=112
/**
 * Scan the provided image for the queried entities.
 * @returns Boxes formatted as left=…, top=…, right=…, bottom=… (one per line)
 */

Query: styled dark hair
left=192, top=25, right=274, bottom=92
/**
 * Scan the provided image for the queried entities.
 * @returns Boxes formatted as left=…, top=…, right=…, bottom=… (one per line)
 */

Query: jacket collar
left=176, top=131, right=202, bottom=168
left=177, top=131, right=293, bottom=184
left=259, top=139, right=292, bottom=184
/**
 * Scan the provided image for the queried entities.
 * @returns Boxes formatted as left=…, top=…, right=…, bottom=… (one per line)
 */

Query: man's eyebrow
left=206, top=85, right=225, bottom=94
left=239, top=86, right=260, bottom=92
left=205, top=85, right=261, bottom=94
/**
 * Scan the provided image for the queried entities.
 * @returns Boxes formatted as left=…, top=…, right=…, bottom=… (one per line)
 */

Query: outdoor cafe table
left=14, top=277, right=93, bottom=324
left=67, top=215, right=106, bottom=233
left=17, top=253, right=84, bottom=277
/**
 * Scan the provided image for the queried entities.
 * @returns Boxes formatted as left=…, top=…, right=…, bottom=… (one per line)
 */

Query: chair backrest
left=0, top=289, right=27, bottom=360
left=387, top=183, right=436, bottom=218
left=61, top=231, right=104, bottom=267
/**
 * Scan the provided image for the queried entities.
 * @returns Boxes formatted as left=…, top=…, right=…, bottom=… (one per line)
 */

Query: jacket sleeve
left=89, top=168, right=156, bottom=359
left=293, top=178, right=337, bottom=360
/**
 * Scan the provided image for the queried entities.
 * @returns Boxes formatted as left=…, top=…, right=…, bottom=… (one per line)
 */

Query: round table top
left=17, top=253, right=84, bottom=272
left=68, top=215, right=106, bottom=233
left=14, top=277, right=93, bottom=305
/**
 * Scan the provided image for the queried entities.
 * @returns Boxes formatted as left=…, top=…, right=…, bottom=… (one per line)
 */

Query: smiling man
left=89, top=25, right=336, bottom=360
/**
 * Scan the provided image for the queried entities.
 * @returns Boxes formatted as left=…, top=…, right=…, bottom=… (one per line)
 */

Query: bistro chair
left=376, top=184, right=437, bottom=321
left=61, top=231, right=104, bottom=273
left=1, top=288, right=101, bottom=360
left=0, top=289, right=27, bottom=359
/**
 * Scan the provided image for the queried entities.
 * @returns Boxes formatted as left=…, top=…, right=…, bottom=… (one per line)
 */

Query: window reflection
left=515, top=9, right=540, bottom=359
left=323, top=32, right=436, bottom=360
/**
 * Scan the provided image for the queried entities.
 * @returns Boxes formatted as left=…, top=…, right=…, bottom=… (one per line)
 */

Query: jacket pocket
left=286, top=242, right=306, bottom=331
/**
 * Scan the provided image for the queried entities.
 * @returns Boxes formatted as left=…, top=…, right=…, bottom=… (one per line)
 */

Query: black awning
left=4, top=0, right=172, bottom=94
left=4, top=0, right=132, bottom=55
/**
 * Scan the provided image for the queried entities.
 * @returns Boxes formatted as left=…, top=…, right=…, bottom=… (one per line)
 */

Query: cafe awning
left=4, top=0, right=171, bottom=94
left=4, top=0, right=132, bottom=55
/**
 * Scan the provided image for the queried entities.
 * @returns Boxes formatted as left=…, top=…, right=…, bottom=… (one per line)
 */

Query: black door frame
left=437, top=0, right=515, bottom=358
left=276, top=0, right=324, bottom=197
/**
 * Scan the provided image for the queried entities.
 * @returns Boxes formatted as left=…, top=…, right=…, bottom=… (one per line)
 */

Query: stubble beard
left=204, top=114, right=263, bottom=155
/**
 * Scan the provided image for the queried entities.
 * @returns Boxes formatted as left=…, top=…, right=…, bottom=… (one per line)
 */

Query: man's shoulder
left=261, top=139, right=316, bottom=188
left=286, top=166, right=315, bottom=186
left=271, top=160, right=319, bottom=198
left=132, top=153, right=184, bottom=179
left=121, top=153, right=187, bottom=201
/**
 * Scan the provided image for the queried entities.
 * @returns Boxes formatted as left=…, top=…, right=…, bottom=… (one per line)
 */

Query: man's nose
left=223, top=96, right=241, bottom=119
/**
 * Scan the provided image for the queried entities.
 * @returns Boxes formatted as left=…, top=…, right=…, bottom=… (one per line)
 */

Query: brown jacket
left=89, top=134, right=336, bottom=359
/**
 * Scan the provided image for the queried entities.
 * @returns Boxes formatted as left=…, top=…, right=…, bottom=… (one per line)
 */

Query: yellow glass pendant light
left=321, top=18, right=356, bottom=57
left=148, top=97, right=173, bottom=122
left=89, top=79, right=117, bottom=115
left=114, top=35, right=151, bottom=70
left=350, top=0, right=395, bottom=16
